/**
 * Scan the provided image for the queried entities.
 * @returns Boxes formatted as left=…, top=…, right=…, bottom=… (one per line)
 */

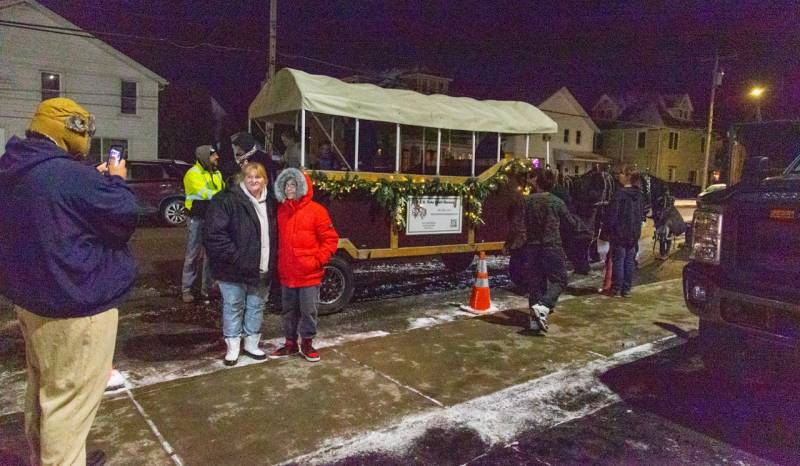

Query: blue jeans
left=181, top=217, right=211, bottom=294
left=281, top=286, right=320, bottom=340
left=219, top=281, right=268, bottom=338
left=611, top=243, right=636, bottom=294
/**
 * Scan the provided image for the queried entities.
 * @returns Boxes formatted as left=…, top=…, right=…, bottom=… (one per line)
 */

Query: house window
left=563, top=129, right=570, bottom=143
left=576, top=130, right=582, bottom=145
left=668, top=131, right=679, bottom=150
left=637, top=131, right=646, bottom=149
left=700, top=136, right=705, bottom=153
left=41, top=72, right=61, bottom=100
left=574, top=165, right=579, bottom=174
left=668, top=166, right=677, bottom=182
left=121, top=81, right=137, bottom=114
left=688, top=170, right=697, bottom=185
left=88, top=138, right=129, bottom=164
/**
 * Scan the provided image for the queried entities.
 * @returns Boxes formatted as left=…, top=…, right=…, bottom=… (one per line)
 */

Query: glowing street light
left=749, top=86, right=765, bottom=122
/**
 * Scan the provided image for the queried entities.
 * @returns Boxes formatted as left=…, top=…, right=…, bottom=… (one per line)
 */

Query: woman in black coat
left=205, top=162, right=278, bottom=366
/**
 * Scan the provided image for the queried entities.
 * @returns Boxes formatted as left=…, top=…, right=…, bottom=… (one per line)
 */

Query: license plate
left=769, top=208, right=796, bottom=221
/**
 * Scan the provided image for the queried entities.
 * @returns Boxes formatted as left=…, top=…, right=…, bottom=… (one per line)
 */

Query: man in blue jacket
left=0, top=98, right=136, bottom=466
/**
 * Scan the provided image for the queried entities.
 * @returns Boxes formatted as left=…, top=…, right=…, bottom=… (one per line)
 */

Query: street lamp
left=749, top=86, right=765, bottom=122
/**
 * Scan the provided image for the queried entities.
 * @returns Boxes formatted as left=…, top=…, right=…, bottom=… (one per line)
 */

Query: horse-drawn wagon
left=248, top=68, right=558, bottom=312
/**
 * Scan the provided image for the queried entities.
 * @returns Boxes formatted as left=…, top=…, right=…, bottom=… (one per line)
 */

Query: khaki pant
left=16, top=306, right=118, bottom=466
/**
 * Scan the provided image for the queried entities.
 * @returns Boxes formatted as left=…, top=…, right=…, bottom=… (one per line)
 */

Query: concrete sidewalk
left=0, top=261, right=695, bottom=465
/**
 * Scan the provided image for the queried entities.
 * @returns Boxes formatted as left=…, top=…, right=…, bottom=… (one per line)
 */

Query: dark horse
left=557, top=168, right=616, bottom=273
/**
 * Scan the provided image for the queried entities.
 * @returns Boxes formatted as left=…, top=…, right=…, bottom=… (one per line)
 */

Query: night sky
left=38, top=0, right=800, bottom=128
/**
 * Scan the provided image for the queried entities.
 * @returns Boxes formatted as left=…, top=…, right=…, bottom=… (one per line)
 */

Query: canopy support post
left=525, top=134, right=530, bottom=158
left=422, top=128, right=426, bottom=174
left=436, top=129, right=442, bottom=176
left=395, top=124, right=401, bottom=173
left=546, top=138, right=551, bottom=167
left=354, top=119, right=360, bottom=171
left=471, top=131, right=476, bottom=177
left=300, top=108, right=306, bottom=168
left=496, top=133, right=501, bottom=162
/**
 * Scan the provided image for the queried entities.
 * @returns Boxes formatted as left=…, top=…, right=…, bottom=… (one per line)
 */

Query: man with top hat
left=0, top=97, right=135, bottom=465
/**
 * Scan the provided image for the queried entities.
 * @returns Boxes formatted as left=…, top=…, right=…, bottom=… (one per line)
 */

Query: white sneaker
left=530, top=304, right=550, bottom=332
left=224, top=337, right=240, bottom=366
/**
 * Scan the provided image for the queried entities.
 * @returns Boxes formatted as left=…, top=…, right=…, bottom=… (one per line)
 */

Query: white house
left=0, top=0, right=167, bottom=160
left=507, top=87, right=608, bottom=175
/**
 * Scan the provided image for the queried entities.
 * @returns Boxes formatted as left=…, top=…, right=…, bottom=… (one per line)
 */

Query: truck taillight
left=690, top=210, right=722, bottom=265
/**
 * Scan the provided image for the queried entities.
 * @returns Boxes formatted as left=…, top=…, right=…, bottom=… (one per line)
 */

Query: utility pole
left=263, top=0, right=277, bottom=154
left=702, top=52, right=724, bottom=190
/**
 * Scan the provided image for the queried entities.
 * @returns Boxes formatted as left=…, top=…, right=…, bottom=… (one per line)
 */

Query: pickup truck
left=684, top=154, right=800, bottom=377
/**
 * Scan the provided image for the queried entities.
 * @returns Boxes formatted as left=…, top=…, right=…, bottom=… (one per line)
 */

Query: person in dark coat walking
left=205, top=162, right=278, bottom=366
left=604, top=166, right=645, bottom=297
left=524, top=168, right=582, bottom=333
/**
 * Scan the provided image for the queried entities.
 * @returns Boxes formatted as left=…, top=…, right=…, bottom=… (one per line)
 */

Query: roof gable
left=0, top=0, right=167, bottom=85
left=540, top=87, right=599, bottom=133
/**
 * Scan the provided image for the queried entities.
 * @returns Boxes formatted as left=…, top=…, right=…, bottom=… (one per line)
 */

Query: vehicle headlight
left=690, top=210, right=722, bottom=265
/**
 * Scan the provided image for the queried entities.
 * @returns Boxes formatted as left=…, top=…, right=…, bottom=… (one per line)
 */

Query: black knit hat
left=231, top=132, right=256, bottom=152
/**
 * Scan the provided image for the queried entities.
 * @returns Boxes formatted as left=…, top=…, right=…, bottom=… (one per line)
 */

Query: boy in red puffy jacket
left=269, top=168, right=339, bottom=361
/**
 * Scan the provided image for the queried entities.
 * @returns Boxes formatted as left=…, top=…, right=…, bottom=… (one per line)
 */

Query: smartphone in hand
left=107, top=145, right=126, bottom=166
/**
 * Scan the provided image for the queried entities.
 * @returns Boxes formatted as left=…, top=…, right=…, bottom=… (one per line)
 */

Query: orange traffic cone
left=460, top=251, right=493, bottom=314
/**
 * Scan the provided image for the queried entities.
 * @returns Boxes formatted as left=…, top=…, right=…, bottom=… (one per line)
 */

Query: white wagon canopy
left=248, top=68, right=558, bottom=176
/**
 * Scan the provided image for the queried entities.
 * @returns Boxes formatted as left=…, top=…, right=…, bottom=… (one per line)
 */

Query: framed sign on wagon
left=405, top=196, right=463, bottom=235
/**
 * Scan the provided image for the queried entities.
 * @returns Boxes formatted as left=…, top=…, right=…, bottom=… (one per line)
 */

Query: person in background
left=205, top=162, right=277, bottom=366
left=230, top=131, right=278, bottom=186
left=604, top=166, right=645, bottom=298
left=317, top=141, right=338, bottom=170
left=0, top=98, right=136, bottom=466
left=270, top=168, right=339, bottom=362
left=523, top=168, right=581, bottom=333
left=280, top=130, right=302, bottom=169
left=181, top=145, right=225, bottom=303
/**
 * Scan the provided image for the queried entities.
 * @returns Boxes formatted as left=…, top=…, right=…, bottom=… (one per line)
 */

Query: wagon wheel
left=318, top=256, right=355, bottom=315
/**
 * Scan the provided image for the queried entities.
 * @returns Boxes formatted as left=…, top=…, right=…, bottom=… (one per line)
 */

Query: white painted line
left=123, top=388, right=184, bottom=466
left=331, top=348, right=445, bottom=408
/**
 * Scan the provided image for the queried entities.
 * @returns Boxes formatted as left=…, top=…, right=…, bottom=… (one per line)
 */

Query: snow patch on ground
left=286, top=336, right=685, bottom=466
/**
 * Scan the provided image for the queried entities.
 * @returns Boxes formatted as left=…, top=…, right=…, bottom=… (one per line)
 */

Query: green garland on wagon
left=308, top=157, right=535, bottom=229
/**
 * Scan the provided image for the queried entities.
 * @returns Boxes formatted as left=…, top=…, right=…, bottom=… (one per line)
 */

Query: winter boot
left=269, top=338, right=299, bottom=359
left=530, top=303, right=550, bottom=333
left=243, top=334, right=267, bottom=360
left=300, top=338, right=321, bottom=362
left=224, top=337, right=240, bottom=366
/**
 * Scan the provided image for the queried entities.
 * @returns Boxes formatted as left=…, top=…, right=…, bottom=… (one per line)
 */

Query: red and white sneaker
left=300, top=339, right=320, bottom=362
left=269, top=339, right=299, bottom=359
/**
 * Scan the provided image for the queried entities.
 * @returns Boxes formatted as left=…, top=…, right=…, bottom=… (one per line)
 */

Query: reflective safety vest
left=183, top=162, right=224, bottom=211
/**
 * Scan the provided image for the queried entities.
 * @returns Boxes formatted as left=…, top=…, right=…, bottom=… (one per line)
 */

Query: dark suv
left=125, top=160, right=192, bottom=226
left=684, top=153, right=800, bottom=375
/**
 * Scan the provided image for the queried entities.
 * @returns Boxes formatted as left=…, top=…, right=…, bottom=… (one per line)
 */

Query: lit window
left=121, top=81, right=137, bottom=114
left=41, top=72, right=61, bottom=100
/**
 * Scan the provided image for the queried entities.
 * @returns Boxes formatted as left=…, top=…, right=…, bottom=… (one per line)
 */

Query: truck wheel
left=698, top=319, right=745, bottom=384
left=318, top=256, right=354, bottom=315
left=160, top=198, right=187, bottom=227
left=440, top=253, right=475, bottom=273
